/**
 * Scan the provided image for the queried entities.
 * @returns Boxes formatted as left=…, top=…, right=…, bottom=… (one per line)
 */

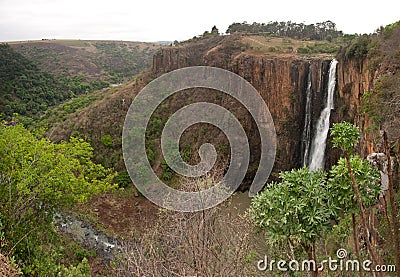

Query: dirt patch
left=87, top=189, right=159, bottom=238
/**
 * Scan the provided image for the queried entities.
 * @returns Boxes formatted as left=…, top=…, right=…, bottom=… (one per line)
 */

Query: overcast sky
left=0, top=0, right=399, bottom=42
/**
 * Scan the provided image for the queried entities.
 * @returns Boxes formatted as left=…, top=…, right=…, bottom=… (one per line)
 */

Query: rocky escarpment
left=152, top=34, right=400, bottom=179
left=152, top=38, right=332, bottom=180
left=50, top=33, right=399, bottom=190
left=327, top=58, right=377, bottom=166
left=152, top=36, right=224, bottom=73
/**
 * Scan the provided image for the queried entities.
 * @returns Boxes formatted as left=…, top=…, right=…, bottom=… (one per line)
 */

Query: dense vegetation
left=0, top=44, right=108, bottom=120
left=348, top=20, right=400, bottom=140
left=0, top=123, right=116, bottom=275
left=227, top=20, right=344, bottom=41
left=250, top=123, right=391, bottom=276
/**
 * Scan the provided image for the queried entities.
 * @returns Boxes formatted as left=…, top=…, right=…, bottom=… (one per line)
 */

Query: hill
left=0, top=40, right=160, bottom=121
left=0, top=43, right=108, bottom=120
left=9, top=39, right=160, bottom=83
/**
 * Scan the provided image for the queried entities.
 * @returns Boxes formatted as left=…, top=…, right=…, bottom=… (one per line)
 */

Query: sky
left=0, top=0, right=399, bottom=42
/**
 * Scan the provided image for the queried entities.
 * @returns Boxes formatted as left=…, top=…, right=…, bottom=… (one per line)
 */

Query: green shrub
left=114, top=170, right=132, bottom=188
left=0, top=124, right=116, bottom=274
left=60, top=258, right=90, bottom=277
left=345, top=36, right=370, bottom=59
left=383, top=21, right=400, bottom=39
left=297, top=47, right=310, bottom=54
left=161, top=159, right=174, bottom=181
left=100, top=134, right=113, bottom=147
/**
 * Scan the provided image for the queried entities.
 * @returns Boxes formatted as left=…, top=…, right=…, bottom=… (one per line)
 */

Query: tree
left=383, top=131, right=400, bottom=277
left=0, top=123, right=116, bottom=274
left=211, top=25, right=219, bottom=35
left=225, top=20, right=343, bottom=40
left=330, top=122, right=381, bottom=269
left=329, top=156, right=381, bottom=215
left=329, top=155, right=381, bottom=277
left=250, top=168, right=337, bottom=277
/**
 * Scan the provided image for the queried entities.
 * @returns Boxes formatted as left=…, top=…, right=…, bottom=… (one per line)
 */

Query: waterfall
left=308, top=59, right=338, bottom=170
left=302, top=65, right=312, bottom=167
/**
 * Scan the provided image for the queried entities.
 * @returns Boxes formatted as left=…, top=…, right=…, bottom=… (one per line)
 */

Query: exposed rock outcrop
left=153, top=38, right=332, bottom=181
left=50, top=34, right=400, bottom=191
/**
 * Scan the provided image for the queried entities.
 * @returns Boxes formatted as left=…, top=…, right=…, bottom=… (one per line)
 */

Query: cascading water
left=308, top=59, right=338, bottom=170
left=301, top=65, right=312, bottom=167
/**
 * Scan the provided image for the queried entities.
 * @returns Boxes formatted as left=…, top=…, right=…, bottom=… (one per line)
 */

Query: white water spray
left=302, top=66, right=312, bottom=167
left=309, top=59, right=338, bottom=170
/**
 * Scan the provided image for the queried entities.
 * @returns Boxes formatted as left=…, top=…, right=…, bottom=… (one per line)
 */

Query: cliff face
left=153, top=40, right=332, bottom=182
left=152, top=36, right=224, bottom=73
left=48, top=35, right=389, bottom=190
left=330, top=58, right=377, bottom=163
left=229, top=56, right=331, bottom=173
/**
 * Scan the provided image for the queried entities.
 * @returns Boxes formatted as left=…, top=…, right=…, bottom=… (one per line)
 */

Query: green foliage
left=342, top=34, right=357, bottom=43
left=37, top=89, right=110, bottom=129
left=328, top=155, right=381, bottom=214
left=226, top=20, right=343, bottom=41
left=161, top=159, right=174, bottom=181
left=148, top=117, right=162, bottom=136
left=60, top=258, right=90, bottom=277
left=113, top=170, right=132, bottom=188
left=0, top=44, right=108, bottom=120
left=298, top=42, right=340, bottom=54
left=344, top=35, right=370, bottom=60
left=180, top=144, right=193, bottom=163
left=297, top=47, right=310, bottom=54
left=100, top=134, right=113, bottom=147
left=330, top=122, right=360, bottom=154
left=326, top=213, right=352, bottom=246
left=0, top=123, right=116, bottom=273
left=23, top=242, right=91, bottom=277
left=367, top=39, right=381, bottom=58
left=362, top=74, right=400, bottom=138
left=382, top=21, right=400, bottom=39
left=250, top=168, right=337, bottom=250
left=146, top=141, right=156, bottom=166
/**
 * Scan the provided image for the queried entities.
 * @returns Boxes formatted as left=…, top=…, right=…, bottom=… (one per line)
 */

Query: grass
left=242, top=35, right=339, bottom=57
left=9, top=39, right=161, bottom=83
left=51, top=39, right=90, bottom=47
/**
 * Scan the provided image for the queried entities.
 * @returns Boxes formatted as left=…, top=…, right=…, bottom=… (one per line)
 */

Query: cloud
left=1, top=0, right=399, bottom=42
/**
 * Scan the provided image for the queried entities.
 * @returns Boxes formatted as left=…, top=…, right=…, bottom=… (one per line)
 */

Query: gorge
left=49, top=34, right=383, bottom=190
left=2, top=17, right=400, bottom=276
left=150, top=39, right=356, bottom=184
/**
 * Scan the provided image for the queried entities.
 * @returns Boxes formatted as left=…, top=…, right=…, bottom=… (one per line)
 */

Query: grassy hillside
left=241, top=35, right=341, bottom=57
left=0, top=40, right=160, bottom=122
left=9, top=40, right=160, bottom=83
left=0, top=44, right=109, bottom=120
